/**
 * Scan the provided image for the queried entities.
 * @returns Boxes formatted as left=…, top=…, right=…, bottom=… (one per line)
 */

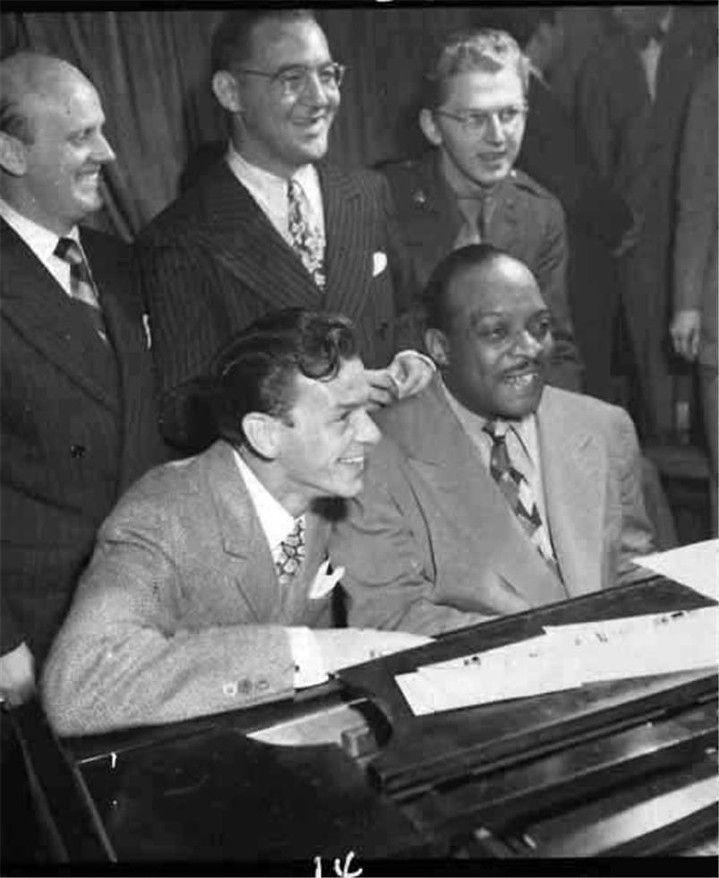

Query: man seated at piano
left=330, top=244, right=656, bottom=635
left=41, top=309, right=428, bottom=736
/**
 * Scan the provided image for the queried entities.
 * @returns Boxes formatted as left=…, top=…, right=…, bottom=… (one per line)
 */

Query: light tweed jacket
left=330, top=379, right=656, bottom=635
left=41, top=441, right=335, bottom=736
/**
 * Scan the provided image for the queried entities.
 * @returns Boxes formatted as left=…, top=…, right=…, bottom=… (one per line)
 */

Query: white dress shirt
left=233, top=451, right=327, bottom=687
left=639, top=8, right=673, bottom=102
left=225, top=144, right=325, bottom=247
left=440, top=379, right=557, bottom=560
left=0, top=197, right=84, bottom=297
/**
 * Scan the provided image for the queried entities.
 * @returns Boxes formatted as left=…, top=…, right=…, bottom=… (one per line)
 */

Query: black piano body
left=5, top=574, right=718, bottom=868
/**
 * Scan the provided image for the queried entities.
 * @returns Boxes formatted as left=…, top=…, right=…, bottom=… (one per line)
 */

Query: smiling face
left=15, top=70, right=115, bottom=234
left=422, top=66, right=526, bottom=192
left=230, top=17, right=339, bottom=177
left=275, top=357, right=381, bottom=507
left=428, top=255, right=554, bottom=420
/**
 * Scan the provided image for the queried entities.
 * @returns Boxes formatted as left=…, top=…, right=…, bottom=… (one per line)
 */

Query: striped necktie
left=287, top=178, right=325, bottom=289
left=54, top=237, right=108, bottom=343
left=483, top=420, right=561, bottom=578
left=275, top=517, right=306, bottom=587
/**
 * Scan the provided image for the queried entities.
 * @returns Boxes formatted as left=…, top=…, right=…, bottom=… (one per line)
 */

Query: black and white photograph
left=0, top=2, right=717, bottom=873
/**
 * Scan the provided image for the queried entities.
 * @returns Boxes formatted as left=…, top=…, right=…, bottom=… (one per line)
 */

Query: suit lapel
left=538, top=389, right=606, bottom=597
left=204, top=441, right=282, bottom=622
left=1, top=220, right=119, bottom=411
left=198, top=163, right=320, bottom=310
left=388, top=379, right=566, bottom=608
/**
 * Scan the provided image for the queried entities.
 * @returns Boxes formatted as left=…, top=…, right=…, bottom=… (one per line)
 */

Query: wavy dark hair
left=210, top=308, right=357, bottom=445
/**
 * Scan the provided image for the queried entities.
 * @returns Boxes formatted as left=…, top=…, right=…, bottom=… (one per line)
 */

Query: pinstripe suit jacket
left=136, top=160, right=418, bottom=451
left=41, top=440, right=336, bottom=736
left=1, top=219, right=167, bottom=660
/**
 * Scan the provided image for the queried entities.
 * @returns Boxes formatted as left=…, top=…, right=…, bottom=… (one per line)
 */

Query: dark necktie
left=455, top=195, right=492, bottom=249
left=275, top=517, right=306, bottom=587
left=483, top=420, right=560, bottom=578
left=287, top=178, right=325, bottom=289
left=54, top=237, right=108, bottom=343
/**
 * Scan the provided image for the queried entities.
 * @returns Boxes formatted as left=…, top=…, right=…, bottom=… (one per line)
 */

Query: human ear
left=419, top=108, right=443, bottom=147
left=212, top=70, right=243, bottom=114
left=241, top=412, right=281, bottom=459
left=0, top=132, right=28, bottom=176
left=424, top=328, right=450, bottom=367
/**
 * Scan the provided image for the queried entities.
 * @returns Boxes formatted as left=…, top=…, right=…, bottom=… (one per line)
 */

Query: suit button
left=70, top=444, right=86, bottom=458
left=378, top=321, right=389, bottom=339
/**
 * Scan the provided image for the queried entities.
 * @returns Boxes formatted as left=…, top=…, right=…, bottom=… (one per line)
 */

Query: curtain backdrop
left=1, top=5, right=605, bottom=241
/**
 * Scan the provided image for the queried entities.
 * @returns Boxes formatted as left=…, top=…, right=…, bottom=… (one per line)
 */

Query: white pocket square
left=372, top=251, right=387, bottom=277
left=309, top=559, right=345, bottom=600
left=141, top=313, right=152, bottom=350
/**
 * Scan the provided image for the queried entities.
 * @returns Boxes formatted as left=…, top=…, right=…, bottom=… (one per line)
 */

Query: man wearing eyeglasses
left=379, top=28, right=582, bottom=393
left=137, top=8, right=429, bottom=453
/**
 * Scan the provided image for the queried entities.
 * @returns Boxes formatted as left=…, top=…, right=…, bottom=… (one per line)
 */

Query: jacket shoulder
left=139, top=163, right=228, bottom=244
left=508, top=168, right=561, bottom=204
left=542, top=387, right=635, bottom=437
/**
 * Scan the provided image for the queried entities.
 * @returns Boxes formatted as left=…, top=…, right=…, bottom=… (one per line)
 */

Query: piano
left=5, top=573, right=718, bottom=867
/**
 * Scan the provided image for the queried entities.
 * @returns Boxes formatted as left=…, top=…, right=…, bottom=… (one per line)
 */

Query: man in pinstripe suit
left=0, top=52, right=167, bottom=706
left=137, top=8, right=431, bottom=453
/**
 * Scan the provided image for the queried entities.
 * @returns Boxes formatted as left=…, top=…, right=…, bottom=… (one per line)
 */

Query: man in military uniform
left=380, top=28, right=582, bottom=391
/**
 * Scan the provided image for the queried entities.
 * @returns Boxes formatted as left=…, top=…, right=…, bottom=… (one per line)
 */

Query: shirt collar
left=439, top=375, right=537, bottom=460
left=0, top=197, right=79, bottom=261
left=233, top=448, right=299, bottom=551
left=225, top=142, right=316, bottom=195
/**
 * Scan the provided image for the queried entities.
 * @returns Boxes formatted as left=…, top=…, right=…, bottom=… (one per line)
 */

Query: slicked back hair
left=421, top=28, right=530, bottom=110
left=211, top=308, right=358, bottom=446
left=0, top=49, right=79, bottom=144
left=211, top=8, right=317, bottom=75
left=423, top=243, right=508, bottom=333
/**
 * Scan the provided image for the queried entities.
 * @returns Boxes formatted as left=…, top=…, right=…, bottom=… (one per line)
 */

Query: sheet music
left=633, top=538, right=718, bottom=600
left=396, top=606, right=718, bottom=716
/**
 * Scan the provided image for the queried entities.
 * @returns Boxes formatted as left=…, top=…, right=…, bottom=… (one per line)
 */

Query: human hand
left=0, top=642, right=36, bottom=706
left=612, top=210, right=644, bottom=258
left=670, top=309, right=701, bottom=361
left=365, top=368, right=400, bottom=409
left=386, top=350, right=436, bottom=400
left=365, top=351, right=436, bottom=410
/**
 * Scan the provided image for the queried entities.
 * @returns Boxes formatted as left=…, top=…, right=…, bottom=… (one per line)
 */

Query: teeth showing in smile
left=339, top=456, right=364, bottom=466
left=505, top=373, right=535, bottom=388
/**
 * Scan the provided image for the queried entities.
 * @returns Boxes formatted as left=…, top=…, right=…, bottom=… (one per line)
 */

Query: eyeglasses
left=234, top=62, right=346, bottom=98
left=435, top=104, right=528, bottom=134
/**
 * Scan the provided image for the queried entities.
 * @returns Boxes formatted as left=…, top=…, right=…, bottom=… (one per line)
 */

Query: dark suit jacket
left=673, top=57, right=717, bottom=371
left=41, top=441, right=336, bottom=736
left=379, top=151, right=583, bottom=392
left=136, top=160, right=418, bottom=451
left=518, top=73, right=633, bottom=401
left=330, top=378, right=655, bottom=636
left=1, top=219, right=167, bottom=660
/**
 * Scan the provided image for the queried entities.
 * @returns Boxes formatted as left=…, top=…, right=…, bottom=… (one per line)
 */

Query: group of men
left=2, top=8, right=664, bottom=740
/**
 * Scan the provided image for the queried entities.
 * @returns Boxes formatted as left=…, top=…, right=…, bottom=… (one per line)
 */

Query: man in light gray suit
left=42, top=310, right=426, bottom=735
left=330, top=245, right=656, bottom=635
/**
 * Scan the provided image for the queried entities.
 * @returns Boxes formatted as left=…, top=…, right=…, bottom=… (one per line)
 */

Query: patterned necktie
left=287, top=178, right=325, bottom=289
left=275, top=517, right=306, bottom=587
left=54, top=237, right=108, bottom=343
left=483, top=420, right=560, bottom=578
